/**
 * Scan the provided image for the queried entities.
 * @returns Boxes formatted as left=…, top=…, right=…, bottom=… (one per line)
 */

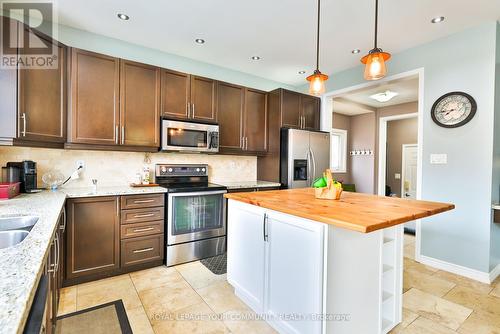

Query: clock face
left=431, top=92, right=476, bottom=128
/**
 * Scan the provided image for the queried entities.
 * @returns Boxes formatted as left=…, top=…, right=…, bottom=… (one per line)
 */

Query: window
left=331, top=129, right=347, bottom=173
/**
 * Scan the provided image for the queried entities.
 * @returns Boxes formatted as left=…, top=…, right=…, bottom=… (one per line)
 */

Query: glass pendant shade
left=307, top=71, right=328, bottom=96
left=361, top=50, right=390, bottom=81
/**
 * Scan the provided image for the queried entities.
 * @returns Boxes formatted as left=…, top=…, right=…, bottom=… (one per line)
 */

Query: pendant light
left=361, top=0, right=391, bottom=80
left=306, top=0, right=328, bottom=95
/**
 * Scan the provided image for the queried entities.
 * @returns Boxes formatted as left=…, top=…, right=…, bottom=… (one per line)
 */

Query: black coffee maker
left=6, top=160, right=38, bottom=193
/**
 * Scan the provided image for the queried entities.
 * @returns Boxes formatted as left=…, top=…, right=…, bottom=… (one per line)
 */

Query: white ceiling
left=333, top=76, right=419, bottom=114
left=55, top=0, right=500, bottom=86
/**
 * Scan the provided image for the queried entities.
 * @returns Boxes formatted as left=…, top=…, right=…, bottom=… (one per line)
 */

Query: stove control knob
left=168, top=168, right=173, bottom=173
left=160, top=166, right=167, bottom=174
left=201, top=168, right=206, bottom=172
left=196, top=168, right=200, bottom=172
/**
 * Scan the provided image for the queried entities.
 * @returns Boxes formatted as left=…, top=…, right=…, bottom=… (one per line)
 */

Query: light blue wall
left=490, top=22, right=500, bottom=271
left=298, top=23, right=498, bottom=273
left=44, top=23, right=294, bottom=92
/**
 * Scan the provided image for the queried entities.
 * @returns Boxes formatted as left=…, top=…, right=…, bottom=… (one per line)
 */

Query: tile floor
left=57, top=234, right=500, bottom=334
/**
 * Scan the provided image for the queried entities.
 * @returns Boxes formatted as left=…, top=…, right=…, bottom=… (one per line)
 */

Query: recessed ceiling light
left=431, top=16, right=445, bottom=23
left=351, top=49, right=361, bottom=54
left=251, top=56, right=261, bottom=61
left=298, top=70, right=306, bottom=74
left=195, top=38, right=205, bottom=44
left=370, top=90, right=399, bottom=103
left=117, top=13, right=129, bottom=21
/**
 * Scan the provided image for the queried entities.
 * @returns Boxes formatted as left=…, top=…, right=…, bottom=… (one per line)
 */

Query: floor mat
left=56, top=300, right=132, bottom=334
left=200, top=253, right=227, bottom=275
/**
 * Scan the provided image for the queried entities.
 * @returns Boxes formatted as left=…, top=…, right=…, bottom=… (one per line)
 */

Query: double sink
left=0, top=215, right=39, bottom=249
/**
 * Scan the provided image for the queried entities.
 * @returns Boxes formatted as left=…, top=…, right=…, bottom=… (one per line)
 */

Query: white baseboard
left=489, top=263, right=500, bottom=283
left=418, top=255, right=495, bottom=284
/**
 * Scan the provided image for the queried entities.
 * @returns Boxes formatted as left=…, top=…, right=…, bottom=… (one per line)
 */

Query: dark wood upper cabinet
left=160, top=69, right=190, bottom=119
left=18, top=29, right=66, bottom=144
left=301, top=94, right=320, bottom=130
left=244, top=88, right=268, bottom=153
left=120, top=60, right=160, bottom=147
left=281, top=90, right=301, bottom=128
left=191, top=76, right=217, bottom=123
left=66, top=196, right=120, bottom=280
left=68, top=49, right=120, bottom=145
left=217, top=82, right=244, bottom=151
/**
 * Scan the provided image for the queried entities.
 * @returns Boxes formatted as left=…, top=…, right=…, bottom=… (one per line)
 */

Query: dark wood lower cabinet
left=66, top=196, right=120, bottom=281
left=63, top=194, right=164, bottom=286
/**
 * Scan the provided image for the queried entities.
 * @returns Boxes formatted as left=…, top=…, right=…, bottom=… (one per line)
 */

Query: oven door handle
left=168, top=190, right=227, bottom=198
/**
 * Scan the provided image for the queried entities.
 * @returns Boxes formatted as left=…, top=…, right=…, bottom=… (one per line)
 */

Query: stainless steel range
left=155, top=164, right=227, bottom=266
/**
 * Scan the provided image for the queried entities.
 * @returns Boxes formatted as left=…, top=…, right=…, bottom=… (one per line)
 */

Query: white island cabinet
left=227, top=199, right=403, bottom=334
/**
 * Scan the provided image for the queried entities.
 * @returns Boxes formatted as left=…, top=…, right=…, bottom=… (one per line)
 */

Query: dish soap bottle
left=142, top=166, right=150, bottom=185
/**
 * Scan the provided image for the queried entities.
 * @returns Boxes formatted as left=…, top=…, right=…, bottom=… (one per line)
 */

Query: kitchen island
left=224, top=188, right=454, bottom=334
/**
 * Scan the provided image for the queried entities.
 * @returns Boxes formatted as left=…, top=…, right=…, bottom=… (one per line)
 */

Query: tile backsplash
left=0, top=147, right=257, bottom=188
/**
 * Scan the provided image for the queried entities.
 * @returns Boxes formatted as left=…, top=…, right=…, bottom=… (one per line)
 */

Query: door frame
left=401, top=143, right=418, bottom=199
left=322, top=67, right=424, bottom=262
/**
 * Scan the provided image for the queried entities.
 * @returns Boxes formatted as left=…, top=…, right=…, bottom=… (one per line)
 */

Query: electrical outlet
left=76, top=160, right=85, bottom=169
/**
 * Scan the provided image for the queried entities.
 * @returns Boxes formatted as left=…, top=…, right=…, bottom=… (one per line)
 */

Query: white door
left=402, top=144, right=418, bottom=230
left=266, top=212, right=325, bottom=334
left=227, top=200, right=266, bottom=313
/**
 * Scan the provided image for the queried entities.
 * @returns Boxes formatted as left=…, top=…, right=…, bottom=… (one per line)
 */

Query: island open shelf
left=225, top=188, right=454, bottom=334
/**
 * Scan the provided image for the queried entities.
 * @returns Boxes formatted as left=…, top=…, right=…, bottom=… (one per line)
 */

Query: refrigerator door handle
left=310, top=148, right=317, bottom=183
left=306, top=149, right=312, bottom=186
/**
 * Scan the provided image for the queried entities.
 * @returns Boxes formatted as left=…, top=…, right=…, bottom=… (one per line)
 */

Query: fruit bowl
left=42, top=170, right=65, bottom=190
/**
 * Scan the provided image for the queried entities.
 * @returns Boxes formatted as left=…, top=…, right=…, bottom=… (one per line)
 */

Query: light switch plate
left=430, top=154, right=447, bottom=164
left=395, top=173, right=401, bottom=180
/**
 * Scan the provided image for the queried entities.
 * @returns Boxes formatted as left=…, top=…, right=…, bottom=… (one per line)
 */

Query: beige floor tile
left=139, top=279, right=204, bottom=317
left=403, top=269, right=455, bottom=297
left=404, top=234, right=416, bottom=246
left=57, top=286, right=77, bottom=316
left=404, top=243, right=416, bottom=260
left=151, top=302, right=230, bottom=334
left=444, top=285, right=500, bottom=316
left=76, top=274, right=142, bottom=311
left=196, top=280, right=248, bottom=314
left=223, top=308, right=277, bottom=334
left=457, top=310, right=500, bottom=334
left=433, top=270, right=494, bottom=295
left=490, top=282, right=500, bottom=298
left=126, top=305, right=155, bottom=334
left=130, top=265, right=184, bottom=292
left=402, top=316, right=457, bottom=334
left=403, top=288, right=472, bottom=330
left=404, top=258, right=439, bottom=276
left=175, top=261, right=227, bottom=290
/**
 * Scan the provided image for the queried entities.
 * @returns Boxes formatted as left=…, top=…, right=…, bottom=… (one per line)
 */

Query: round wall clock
left=431, top=92, right=477, bottom=128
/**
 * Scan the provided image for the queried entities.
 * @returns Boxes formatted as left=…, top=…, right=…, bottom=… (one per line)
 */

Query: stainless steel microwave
left=161, top=119, right=219, bottom=153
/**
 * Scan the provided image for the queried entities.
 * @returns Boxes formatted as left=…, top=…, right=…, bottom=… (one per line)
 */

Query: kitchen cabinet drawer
left=121, top=194, right=164, bottom=210
left=120, top=221, right=164, bottom=239
left=121, top=207, right=164, bottom=224
left=121, top=234, right=164, bottom=267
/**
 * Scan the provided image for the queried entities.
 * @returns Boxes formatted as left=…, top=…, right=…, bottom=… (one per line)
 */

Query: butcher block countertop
left=224, top=188, right=454, bottom=233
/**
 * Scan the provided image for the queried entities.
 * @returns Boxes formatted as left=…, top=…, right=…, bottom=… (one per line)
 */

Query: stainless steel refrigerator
left=280, top=128, right=330, bottom=189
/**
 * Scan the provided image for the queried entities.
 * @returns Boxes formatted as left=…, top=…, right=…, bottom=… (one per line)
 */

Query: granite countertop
left=0, top=185, right=169, bottom=334
left=61, top=185, right=168, bottom=198
left=218, top=180, right=281, bottom=190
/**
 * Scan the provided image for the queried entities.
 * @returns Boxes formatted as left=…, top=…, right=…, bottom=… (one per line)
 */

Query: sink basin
left=0, top=215, right=39, bottom=249
left=0, top=230, right=30, bottom=249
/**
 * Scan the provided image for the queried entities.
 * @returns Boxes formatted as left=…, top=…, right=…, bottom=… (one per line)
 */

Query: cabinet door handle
left=60, top=206, right=66, bottom=232
left=133, top=247, right=154, bottom=254
left=187, top=102, right=191, bottom=117
left=263, top=213, right=268, bottom=242
left=121, top=126, right=125, bottom=144
left=115, top=125, right=119, bottom=144
left=133, top=199, right=155, bottom=204
left=54, top=233, right=60, bottom=273
left=244, top=137, right=248, bottom=151
left=133, top=213, right=155, bottom=218
left=240, top=137, right=243, bottom=149
left=21, top=113, right=26, bottom=136
left=133, top=227, right=155, bottom=233
left=192, top=103, right=195, bottom=117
